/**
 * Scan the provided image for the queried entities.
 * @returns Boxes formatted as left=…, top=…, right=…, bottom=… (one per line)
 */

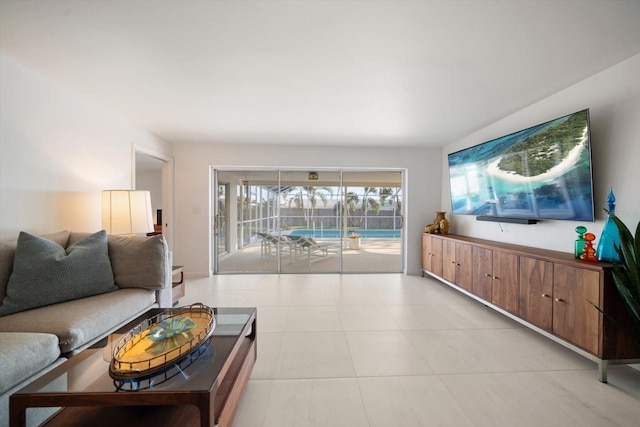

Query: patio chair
left=284, top=235, right=304, bottom=261
left=258, top=232, right=295, bottom=259
left=257, top=232, right=273, bottom=256
left=290, top=236, right=330, bottom=265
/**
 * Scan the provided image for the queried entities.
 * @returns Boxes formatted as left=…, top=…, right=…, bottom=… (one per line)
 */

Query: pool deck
left=218, top=237, right=402, bottom=273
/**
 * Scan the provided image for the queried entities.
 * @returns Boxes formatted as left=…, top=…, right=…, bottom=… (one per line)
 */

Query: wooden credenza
left=421, top=233, right=640, bottom=382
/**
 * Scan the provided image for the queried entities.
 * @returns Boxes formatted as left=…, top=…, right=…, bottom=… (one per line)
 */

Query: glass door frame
left=211, top=167, right=405, bottom=275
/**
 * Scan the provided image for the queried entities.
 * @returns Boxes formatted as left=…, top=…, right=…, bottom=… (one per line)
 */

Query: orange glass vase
left=580, top=232, right=598, bottom=263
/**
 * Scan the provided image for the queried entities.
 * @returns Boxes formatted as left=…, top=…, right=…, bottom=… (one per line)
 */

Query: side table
left=172, top=265, right=185, bottom=305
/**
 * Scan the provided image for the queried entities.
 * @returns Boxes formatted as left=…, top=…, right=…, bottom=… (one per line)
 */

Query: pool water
left=287, top=229, right=401, bottom=238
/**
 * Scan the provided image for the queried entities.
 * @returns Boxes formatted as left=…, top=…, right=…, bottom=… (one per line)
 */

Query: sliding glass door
left=341, top=171, right=403, bottom=273
left=214, top=170, right=280, bottom=274
left=279, top=170, right=342, bottom=273
left=212, top=168, right=403, bottom=274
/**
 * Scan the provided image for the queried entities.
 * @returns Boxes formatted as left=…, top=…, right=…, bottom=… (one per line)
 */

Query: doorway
left=134, top=146, right=174, bottom=252
left=211, top=168, right=404, bottom=274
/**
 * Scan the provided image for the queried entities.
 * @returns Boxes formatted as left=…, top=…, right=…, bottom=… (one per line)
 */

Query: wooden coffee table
left=10, top=307, right=257, bottom=427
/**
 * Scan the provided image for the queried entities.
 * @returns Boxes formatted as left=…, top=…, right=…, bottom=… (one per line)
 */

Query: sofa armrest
left=156, top=252, right=172, bottom=308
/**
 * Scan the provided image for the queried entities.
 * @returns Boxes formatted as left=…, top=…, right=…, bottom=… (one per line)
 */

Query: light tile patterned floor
left=180, top=273, right=640, bottom=427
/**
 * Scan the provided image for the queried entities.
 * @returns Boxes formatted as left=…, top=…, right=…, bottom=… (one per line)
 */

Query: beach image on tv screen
left=447, top=109, right=594, bottom=221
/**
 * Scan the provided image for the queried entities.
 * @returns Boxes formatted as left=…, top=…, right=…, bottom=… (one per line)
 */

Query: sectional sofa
left=0, top=230, right=171, bottom=426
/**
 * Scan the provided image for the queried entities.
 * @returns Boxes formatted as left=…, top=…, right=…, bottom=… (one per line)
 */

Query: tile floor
left=179, top=273, right=640, bottom=427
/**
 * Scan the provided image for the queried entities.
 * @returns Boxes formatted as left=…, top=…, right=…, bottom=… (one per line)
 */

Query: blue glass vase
left=596, top=188, right=621, bottom=262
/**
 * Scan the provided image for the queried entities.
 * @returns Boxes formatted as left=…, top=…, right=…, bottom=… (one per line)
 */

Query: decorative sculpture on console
left=424, top=211, right=450, bottom=235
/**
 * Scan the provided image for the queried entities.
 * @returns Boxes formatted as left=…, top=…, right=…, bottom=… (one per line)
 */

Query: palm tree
left=336, top=191, right=360, bottom=229
left=360, top=187, right=380, bottom=229
left=287, top=186, right=333, bottom=229
left=380, top=186, right=402, bottom=229
left=277, top=186, right=298, bottom=228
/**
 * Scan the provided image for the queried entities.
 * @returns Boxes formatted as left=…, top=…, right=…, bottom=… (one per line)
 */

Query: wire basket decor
left=109, top=303, right=215, bottom=381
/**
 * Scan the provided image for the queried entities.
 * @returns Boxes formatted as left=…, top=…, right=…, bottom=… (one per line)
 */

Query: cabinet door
left=472, top=246, right=493, bottom=301
left=442, top=239, right=457, bottom=283
left=491, top=251, right=519, bottom=315
left=422, top=234, right=443, bottom=276
left=456, top=243, right=473, bottom=292
left=553, top=264, right=601, bottom=355
left=430, top=236, right=443, bottom=277
left=421, top=234, right=431, bottom=271
left=519, top=256, right=553, bottom=331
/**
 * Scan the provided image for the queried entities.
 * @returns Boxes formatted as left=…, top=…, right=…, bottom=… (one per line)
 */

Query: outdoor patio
left=217, top=238, right=402, bottom=273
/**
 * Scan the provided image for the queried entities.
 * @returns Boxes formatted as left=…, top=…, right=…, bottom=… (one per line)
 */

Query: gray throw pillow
left=0, top=230, right=71, bottom=304
left=107, top=234, right=168, bottom=290
left=0, top=230, right=117, bottom=316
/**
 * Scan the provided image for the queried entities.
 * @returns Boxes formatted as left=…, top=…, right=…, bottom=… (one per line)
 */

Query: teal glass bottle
left=575, top=226, right=587, bottom=259
left=596, top=188, right=621, bottom=262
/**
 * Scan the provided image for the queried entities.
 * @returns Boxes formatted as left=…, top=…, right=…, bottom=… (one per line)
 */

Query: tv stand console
left=421, top=233, right=640, bottom=382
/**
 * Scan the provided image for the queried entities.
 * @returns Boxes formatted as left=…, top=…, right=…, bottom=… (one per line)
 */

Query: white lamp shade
left=102, top=190, right=154, bottom=235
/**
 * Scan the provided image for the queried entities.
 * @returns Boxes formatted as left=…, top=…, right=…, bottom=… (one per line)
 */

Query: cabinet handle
left=542, top=293, right=551, bottom=298
left=456, top=263, right=461, bottom=266
left=484, top=273, right=491, bottom=277
left=451, top=261, right=456, bottom=264
left=554, top=298, right=564, bottom=303
left=493, top=276, right=499, bottom=280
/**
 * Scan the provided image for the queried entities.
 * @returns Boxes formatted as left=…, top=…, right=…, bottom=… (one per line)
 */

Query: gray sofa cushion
left=0, top=288, right=156, bottom=353
left=0, top=332, right=60, bottom=394
left=107, top=234, right=168, bottom=290
left=67, top=232, right=168, bottom=291
left=0, top=231, right=117, bottom=316
left=0, top=230, right=70, bottom=304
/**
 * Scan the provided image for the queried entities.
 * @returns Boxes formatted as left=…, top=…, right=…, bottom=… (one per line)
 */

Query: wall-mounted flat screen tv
left=447, top=109, right=595, bottom=222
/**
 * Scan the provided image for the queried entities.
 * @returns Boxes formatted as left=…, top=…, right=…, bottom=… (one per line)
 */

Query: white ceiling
left=1, top=0, right=639, bottom=148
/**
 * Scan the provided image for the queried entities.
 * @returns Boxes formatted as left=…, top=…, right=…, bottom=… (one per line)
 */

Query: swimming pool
left=287, top=229, right=401, bottom=238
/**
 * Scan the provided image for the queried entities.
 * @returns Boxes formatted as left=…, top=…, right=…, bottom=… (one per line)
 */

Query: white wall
left=6, top=47, right=636, bottom=274
left=0, top=55, right=173, bottom=240
left=136, top=169, right=163, bottom=222
left=441, top=54, right=640, bottom=253
left=172, top=143, right=441, bottom=276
